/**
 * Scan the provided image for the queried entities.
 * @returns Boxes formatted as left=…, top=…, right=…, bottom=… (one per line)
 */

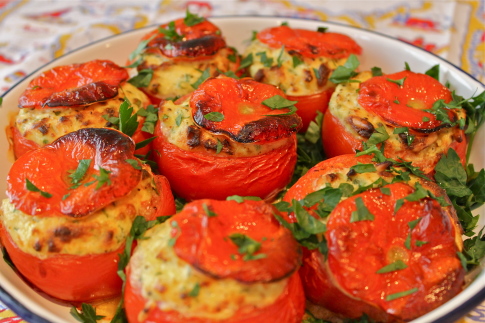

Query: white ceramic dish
left=0, top=16, right=484, bottom=323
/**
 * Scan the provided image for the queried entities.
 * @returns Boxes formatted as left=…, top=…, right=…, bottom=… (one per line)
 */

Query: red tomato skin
left=321, top=110, right=362, bottom=158
left=299, top=248, right=392, bottom=322
left=0, top=225, right=123, bottom=302
left=9, top=126, right=40, bottom=159
left=124, top=270, right=305, bottom=323
left=321, top=108, right=468, bottom=173
left=151, top=125, right=297, bottom=201
left=287, top=88, right=334, bottom=133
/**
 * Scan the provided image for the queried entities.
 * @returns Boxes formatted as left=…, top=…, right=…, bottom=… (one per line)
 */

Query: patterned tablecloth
left=0, top=0, right=483, bottom=322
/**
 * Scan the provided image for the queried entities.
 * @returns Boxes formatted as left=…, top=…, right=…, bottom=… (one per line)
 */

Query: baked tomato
left=0, top=128, right=175, bottom=302
left=152, top=75, right=302, bottom=201
left=124, top=199, right=305, bottom=323
left=130, top=12, right=241, bottom=103
left=243, top=24, right=362, bottom=131
left=11, top=59, right=154, bottom=159
left=321, top=70, right=467, bottom=174
left=283, top=154, right=464, bottom=322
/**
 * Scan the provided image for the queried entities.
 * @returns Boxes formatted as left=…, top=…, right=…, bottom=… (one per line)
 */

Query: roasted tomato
left=151, top=75, right=302, bottom=201
left=322, top=70, right=467, bottom=174
left=0, top=128, right=175, bottom=302
left=124, top=199, right=305, bottom=323
left=10, top=59, right=154, bottom=159
left=283, top=154, right=464, bottom=322
left=130, top=12, right=241, bottom=104
left=243, top=24, right=362, bottom=131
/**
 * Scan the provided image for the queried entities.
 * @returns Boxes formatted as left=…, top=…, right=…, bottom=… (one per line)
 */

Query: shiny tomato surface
left=141, top=17, right=226, bottom=59
left=1, top=225, right=124, bottom=303
left=18, top=60, right=128, bottom=109
left=7, top=128, right=142, bottom=217
left=257, top=26, right=362, bottom=59
left=287, top=88, right=334, bottom=132
left=125, top=270, right=305, bottom=323
left=124, top=199, right=305, bottom=323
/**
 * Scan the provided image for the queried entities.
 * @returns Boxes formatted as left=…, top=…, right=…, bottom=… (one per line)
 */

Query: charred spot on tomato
left=316, top=64, right=330, bottom=87
left=18, top=60, right=129, bottom=109
left=346, top=116, right=374, bottom=139
left=186, top=125, right=201, bottom=147
left=232, top=115, right=302, bottom=143
left=254, top=69, right=265, bottom=82
left=43, top=82, right=119, bottom=108
left=191, top=76, right=302, bottom=143
left=160, top=35, right=226, bottom=58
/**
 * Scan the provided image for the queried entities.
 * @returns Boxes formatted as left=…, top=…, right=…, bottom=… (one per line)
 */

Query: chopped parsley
left=184, top=10, right=205, bottom=26
left=376, top=260, right=408, bottom=274
left=204, top=111, right=225, bottom=122
left=262, top=95, right=297, bottom=116
left=68, top=159, right=92, bottom=188
left=136, top=104, right=158, bottom=134
left=228, top=233, right=266, bottom=261
left=191, top=67, right=211, bottom=89
left=70, top=303, right=105, bottom=323
left=350, top=197, right=375, bottom=222
left=328, top=54, right=360, bottom=84
left=202, top=203, right=217, bottom=217
left=387, top=77, right=406, bottom=87
left=158, top=21, right=183, bottom=41
left=386, top=288, right=418, bottom=301
left=128, top=69, right=153, bottom=88
left=25, top=178, right=52, bottom=198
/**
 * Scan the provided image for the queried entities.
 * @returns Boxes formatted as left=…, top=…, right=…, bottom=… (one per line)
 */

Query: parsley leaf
left=387, top=77, right=406, bottom=87
left=188, top=282, right=200, bottom=297
left=386, top=288, right=418, bottom=301
left=371, top=66, right=383, bottom=77
left=26, top=178, right=52, bottom=198
left=292, top=55, right=304, bottom=68
left=68, top=159, right=92, bottom=188
left=128, top=69, right=153, bottom=88
left=238, top=53, right=253, bottom=70
left=184, top=10, right=205, bottom=26
left=329, top=54, right=360, bottom=84
left=256, top=51, right=274, bottom=67
left=191, top=68, right=211, bottom=89
left=425, top=64, right=440, bottom=81
left=204, top=111, right=224, bottom=122
left=226, top=195, right=262, bottom=203
left=70, top=303, right=104, bottom=323
left=159, top=21, right=183, bottom=41
left=350, top=197, right=374, bottom=222
left=376, top=260, right=408, bottom=273
left=228, top=233, right=266, bottom=261
left=262, top=95, right=297, bottom=116
left=202, top=203, right=217, bottom=217
left=350, top=163, right=377, bottom=174
left=119, top=99, right=139, bottom=137
left=136, top=104, right=158, bottom=134
left=91, top=167, right=112, bottom=190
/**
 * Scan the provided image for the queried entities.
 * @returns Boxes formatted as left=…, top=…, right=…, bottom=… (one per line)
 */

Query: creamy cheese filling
left=328, top=71, right=464, bottom=167
left=128, top=221, right=287, bottom=320
left=159, top=98, right=293, bottom=157
left=15, top=82, right=150, bottom=147
left=243, top=39, right=348, bottom=96
left=1, top=166, right=162, bottom=258
left=142, top=47, right=238, bottom=99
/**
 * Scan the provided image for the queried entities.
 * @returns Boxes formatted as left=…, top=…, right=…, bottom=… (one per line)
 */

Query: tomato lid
left=18, top=59, right=128, bottom=109
left=190, top=75, right=302, bottom=143
left=257, top=25, right=362, bottom=59
left=326, top=182, right=463, bottom=317
left=172, top=199, right=301, bottom=283
left=358, top=70, right=455, bottom=130
left=143, top=17, right=226, bottom=59
left=6, top=128, right=142, bottom=217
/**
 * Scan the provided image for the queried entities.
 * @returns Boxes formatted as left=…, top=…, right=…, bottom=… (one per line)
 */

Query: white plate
left=0, top=16, right=484, bottom=323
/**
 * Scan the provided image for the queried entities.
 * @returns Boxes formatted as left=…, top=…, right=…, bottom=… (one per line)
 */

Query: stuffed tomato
left=124, top=198, right=305, bottom=323
left=151, top=75, right=302, bottom=201
left=322, top=70, right=467, bottom=174
left=129, top=11, right=241, bottom=104
left=242, top=23, right=362, bottom=131
left=0, top=128, right=175, bottom=302
left=282, top=154, right=464, bottom=322
left=10, top=59, right=155, bottom=159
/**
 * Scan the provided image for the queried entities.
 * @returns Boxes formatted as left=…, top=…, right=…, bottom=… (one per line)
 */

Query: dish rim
left=0, top=15, right=484, bottom=323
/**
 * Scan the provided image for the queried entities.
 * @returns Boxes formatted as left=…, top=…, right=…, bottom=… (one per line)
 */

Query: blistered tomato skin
left=18, top=60, right=128, bottom=109
left=1, top=227, right=124, bottom=303
left=283, top=154, right=464, bottom=322
left=358, top=70, right=454, bottom=130
left=321, top=70, right=468, bottom=174
left=325, top=184, right=464, bottom=321
left=257, top=26, right=362, bottom=59
left=0, top=128, right=176, bottom=303
left=143, top=18, right=226, bottom=59
left=124, top=199, right=305, bottom=323
left=7, top=128, right=142, bottom=217
left=152, top=76, right=301, bottom=201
